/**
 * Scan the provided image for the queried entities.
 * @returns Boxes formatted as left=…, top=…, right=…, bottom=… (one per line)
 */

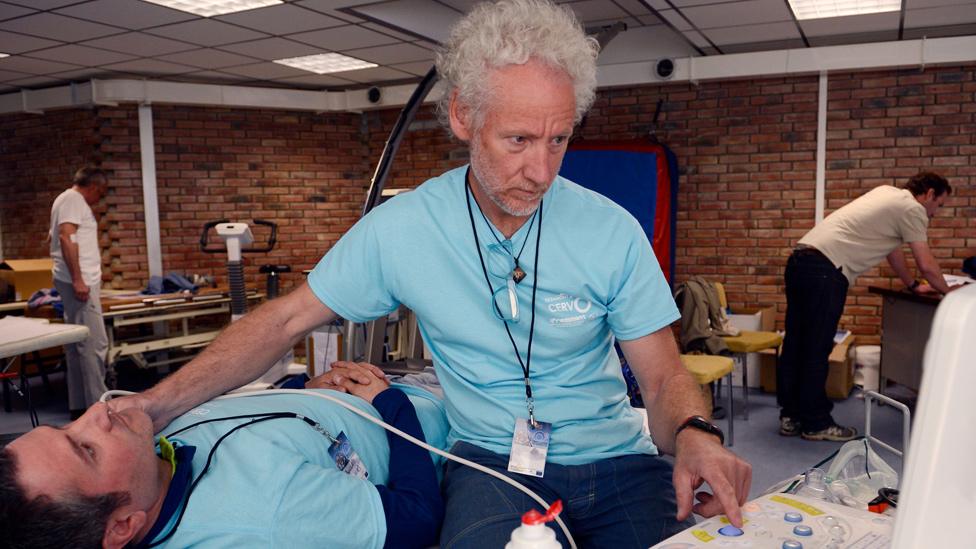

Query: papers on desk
left=945, top=274, right=974, bottom=287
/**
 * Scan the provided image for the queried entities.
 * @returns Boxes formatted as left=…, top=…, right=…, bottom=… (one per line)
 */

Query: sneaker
left=802, top=424, right=858, bottom=442
left=779, top=416, right=801, bottom=437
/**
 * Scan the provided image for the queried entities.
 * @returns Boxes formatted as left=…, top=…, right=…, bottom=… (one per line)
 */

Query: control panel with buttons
left=651, top=493, right=893, bottom=549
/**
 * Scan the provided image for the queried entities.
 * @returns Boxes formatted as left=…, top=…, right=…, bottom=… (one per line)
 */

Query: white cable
left=101, top=388, right=577, bottom=549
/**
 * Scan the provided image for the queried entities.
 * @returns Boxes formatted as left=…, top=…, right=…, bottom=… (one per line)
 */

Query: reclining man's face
left=9, top=402, right=162, bottom=507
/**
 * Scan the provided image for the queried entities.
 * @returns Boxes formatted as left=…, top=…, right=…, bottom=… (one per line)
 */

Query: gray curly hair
left=435, top=0, right=600, bottom=133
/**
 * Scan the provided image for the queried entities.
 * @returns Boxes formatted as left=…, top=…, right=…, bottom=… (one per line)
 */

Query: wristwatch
left=675, top=415, right=725, bottom=445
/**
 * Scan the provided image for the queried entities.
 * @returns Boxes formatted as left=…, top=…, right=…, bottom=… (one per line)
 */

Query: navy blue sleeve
left=371, top=388, right=444, bottom=549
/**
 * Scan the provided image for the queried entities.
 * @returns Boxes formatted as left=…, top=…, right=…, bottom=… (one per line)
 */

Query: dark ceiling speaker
left=654, top=58, right=675, bottom=80
left=367, top=86, right=382, bottom=103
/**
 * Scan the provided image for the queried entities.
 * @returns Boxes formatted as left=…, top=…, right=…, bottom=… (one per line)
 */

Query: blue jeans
left=778, top=249, right=849, bottom=432
left=440, top=441, right=693, bottom=548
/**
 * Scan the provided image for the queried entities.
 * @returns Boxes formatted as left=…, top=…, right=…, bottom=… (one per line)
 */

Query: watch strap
left=675, top=415, right=725, bottom=445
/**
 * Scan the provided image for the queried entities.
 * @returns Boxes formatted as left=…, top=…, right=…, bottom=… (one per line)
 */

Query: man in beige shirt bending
left=779, top=172, right=955, bottom=441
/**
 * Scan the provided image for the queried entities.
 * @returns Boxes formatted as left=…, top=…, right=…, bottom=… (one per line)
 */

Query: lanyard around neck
left=463, top=167, right=544, bottom=426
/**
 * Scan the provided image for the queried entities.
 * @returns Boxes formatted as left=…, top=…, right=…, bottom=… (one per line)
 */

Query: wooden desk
left=868, top=286, right=941, bottom=392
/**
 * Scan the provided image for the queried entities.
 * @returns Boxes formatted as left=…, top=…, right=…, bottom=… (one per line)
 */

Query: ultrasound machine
left=652, top=283, right=975, bottom=549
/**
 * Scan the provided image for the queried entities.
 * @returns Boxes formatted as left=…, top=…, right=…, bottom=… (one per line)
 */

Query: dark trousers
left=778, top=249, right=849, bottom=432
left=440, top=441, right=693, bottom=548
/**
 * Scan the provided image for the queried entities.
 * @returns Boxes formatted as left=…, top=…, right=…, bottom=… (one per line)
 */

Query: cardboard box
left=728, top=305, right=776, bottom=388
left=0, top=259, right=54, bottom=301
left=760, top=333, right=855, bottom=399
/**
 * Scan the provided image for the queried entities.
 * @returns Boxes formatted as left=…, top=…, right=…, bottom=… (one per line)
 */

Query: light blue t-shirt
left=309, top=166, right=679, bottom=465
left=153, top=387, right=448, bottom=548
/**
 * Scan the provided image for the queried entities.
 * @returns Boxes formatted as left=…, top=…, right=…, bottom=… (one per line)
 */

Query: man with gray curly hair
left=109, top=0, right=751, bottom=546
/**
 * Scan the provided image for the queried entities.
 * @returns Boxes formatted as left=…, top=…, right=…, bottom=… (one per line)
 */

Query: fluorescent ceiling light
left=788, top=0, right=900, bottom=20
left=273, top=53, right=378, bottom=74
left=0, top=53, right=9, bottom=58
left=143, top=0, right=283, bottom=17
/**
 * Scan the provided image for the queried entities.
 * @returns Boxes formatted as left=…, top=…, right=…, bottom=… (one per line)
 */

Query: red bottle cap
left=521, top=500, right=563, bottom=525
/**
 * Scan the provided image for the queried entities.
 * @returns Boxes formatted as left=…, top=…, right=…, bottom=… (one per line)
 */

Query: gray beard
left=470, top=141, right=541, bottom=218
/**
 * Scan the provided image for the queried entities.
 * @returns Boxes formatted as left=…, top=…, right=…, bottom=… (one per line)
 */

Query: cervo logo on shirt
left=545, top=293, right=596, bottom=327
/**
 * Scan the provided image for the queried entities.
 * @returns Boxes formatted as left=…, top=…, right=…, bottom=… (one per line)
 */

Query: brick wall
left=2, top=64, right=973, bottom=341
left=96, top=105, right=369, bottom=292
left=0, top=109, right=101, bottom=261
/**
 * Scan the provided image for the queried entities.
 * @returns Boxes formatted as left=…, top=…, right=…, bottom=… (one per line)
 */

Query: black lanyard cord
left=145, top=412, right=323, bottom=548
left=463, top=170, right=543, bottom=418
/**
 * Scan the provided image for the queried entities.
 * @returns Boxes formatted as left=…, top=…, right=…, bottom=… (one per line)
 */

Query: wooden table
left=101, top=288, right=263, bottom=371
left=868, top=286, right=941, bottom=392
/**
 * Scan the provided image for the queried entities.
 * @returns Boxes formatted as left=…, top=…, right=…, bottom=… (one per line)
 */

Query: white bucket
left=854, top=345, right=881, bottom=392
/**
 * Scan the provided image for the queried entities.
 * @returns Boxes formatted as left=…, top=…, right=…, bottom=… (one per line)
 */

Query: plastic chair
left=680, top=354, right=736, bottom=446
left=714, top=282, right=783, bottom=420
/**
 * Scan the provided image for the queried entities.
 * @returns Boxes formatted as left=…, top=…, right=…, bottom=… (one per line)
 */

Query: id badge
left=507, top=417, right=552, bottom=478
left=328, top=431, right=369, bottom=480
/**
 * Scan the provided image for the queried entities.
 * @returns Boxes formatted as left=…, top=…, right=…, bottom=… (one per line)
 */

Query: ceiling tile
left=437, top=0, right=478, bottom=13
left=0, top=69, right=33, bottom=82
left=704, top=21, right=801, bottom=45
left=55, top=0, right=196, bottom=30
left=272, top=73, right=357, bottom=87
left=327, top=65, right=414, bottom=83
left=361, top=21, right=425, bottom=42
left=637, top=14, right=664, bottom=26
left=684, top=30, right=711, bottom=47
left=682, top=0, right=794, bottom=28
left=389, top=60, right=434, bottom=76
left=645, top=0, right=670, bottom=8
left=51, top=67, right=128, bottom=81
left=905, top=4, right=976, bottom=27
left=903, top=21, right=976, bottom=37
left=216, top=4, right=345, bottom=34
left=346, top=42, right=433, bottom=64
left=0, top=3, right=35, bottom=22
left=101, top=58, right=197, bottom=75
left=351, top=0, right=462, bottom=43
left=0, top=55, right=82, bottom=75
left=807, top=29, right=898, bottom=46
left=657, top=9, right=694, bottom=31
left=218, top=37, right=323, bottom=60
left=158, top=48, right=259, bottom=69
left=614, top=0, right=652, bottom=16
left=0, top=13, right=123, bottom=42
left=145, top=19, right=269, bottom=47
left=297, top=0, right=378, bottom=12
left=288, top=25, right=401, bottom=51
left=800, top=12, right=900, bottom=36
left=4, top=0, right=79, bottom=8
left=220, top=61, right=312, bottom=79
left=174, top=70, right=256, bottom=83
left=564, top=0, right=629, bottom=23
left=0, top=30, right=61, bottom=54
left=906, top=0, right=969, bottom=7
left=671, top=0, right=737, bottom=7
left=27, top=44, right=136, bottom=66
left=81, top=32, right=198, bottom=57
left=7, top=74, right=62, bottom=88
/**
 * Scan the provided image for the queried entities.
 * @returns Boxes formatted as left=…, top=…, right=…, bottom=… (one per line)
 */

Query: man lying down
left=0, top=362, right=447, bottom=549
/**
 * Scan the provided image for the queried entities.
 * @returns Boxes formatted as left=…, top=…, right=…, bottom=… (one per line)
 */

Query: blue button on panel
left=782, top=541, right=803, bottom=549
left=718, top=525, right=744, bottom=537
left=784, top=512, right=803, bottom=523
left=793, top=525, right=813, bottom=536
